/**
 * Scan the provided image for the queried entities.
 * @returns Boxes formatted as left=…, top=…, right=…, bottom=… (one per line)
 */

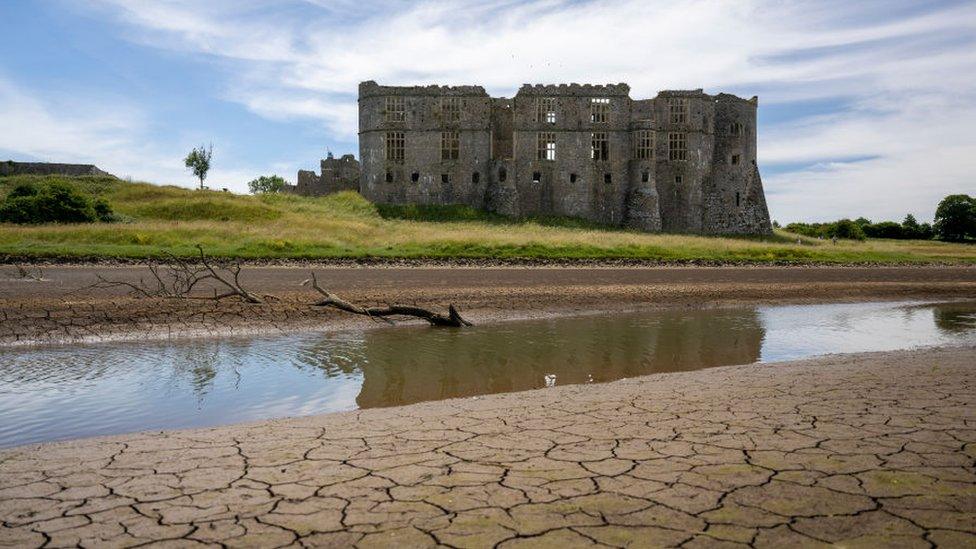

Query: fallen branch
left=304, top=272, right=473, bottom=327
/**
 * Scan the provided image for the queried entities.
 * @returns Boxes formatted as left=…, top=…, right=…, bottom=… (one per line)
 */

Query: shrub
left=863, top=221, right=903, bottom=239
left=830, top=219, right=866, bottom=240
left=248, top=175, right=287, bottom=194
left=0, top=180, right=114, bottom=224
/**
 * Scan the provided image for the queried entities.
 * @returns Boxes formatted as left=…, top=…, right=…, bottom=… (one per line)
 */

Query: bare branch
left=76, top=247, right=270, bottom=303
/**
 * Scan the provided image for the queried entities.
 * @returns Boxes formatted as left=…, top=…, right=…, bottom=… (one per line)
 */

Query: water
left=1, top=300, right=974, bottom=448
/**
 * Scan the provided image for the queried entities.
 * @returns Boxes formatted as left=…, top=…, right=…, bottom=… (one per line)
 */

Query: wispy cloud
left=13, top=0, right=976, bottom=220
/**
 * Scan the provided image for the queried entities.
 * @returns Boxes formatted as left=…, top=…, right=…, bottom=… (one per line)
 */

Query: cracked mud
left=1, top=346, right=974, bottom=547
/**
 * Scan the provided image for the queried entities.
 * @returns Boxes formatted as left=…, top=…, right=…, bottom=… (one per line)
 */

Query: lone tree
left=934, top=194, right=976, bottom=241
left=248, top=175, right=286, bottom=194
left=184, top=144, right=213, bottom=190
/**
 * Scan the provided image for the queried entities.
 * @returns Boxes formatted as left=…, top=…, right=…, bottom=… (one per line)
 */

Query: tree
left=184, top=144, right=213, bottom=190
left=829, top=219, right=866, bottom=240
left=934, top=194, right=976, bottom=241
left=248, top=175, right=287, bottom=194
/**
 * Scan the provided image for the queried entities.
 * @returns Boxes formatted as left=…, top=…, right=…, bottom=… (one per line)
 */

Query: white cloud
left=41, top=0, right=976, bottom=219
left=0, top=77, right=270, bottom=192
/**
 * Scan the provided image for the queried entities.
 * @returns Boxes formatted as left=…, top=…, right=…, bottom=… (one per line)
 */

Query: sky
left=1, top=0, right=974, bottom=223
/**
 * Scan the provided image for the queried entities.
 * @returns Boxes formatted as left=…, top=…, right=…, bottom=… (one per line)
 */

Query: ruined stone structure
left=357, top=81, right=772, bottom=235
left=1, top=161, right=114, bottom=178
left=287, top=153, right=360, bottom=196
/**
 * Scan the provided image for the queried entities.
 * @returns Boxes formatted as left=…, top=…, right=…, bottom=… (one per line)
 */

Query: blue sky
left=2, top=0, right=974, bottom=223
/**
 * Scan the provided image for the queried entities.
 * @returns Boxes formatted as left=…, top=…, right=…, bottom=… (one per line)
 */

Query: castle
left=295, top=81, right=772, bottom=234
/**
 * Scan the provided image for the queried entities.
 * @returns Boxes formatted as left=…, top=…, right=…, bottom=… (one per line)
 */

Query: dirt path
left=3, top=264, right=976, bottom=299
left=1, top=345, right=973, bottom=547
left=2, top=266, right=975, bottom=346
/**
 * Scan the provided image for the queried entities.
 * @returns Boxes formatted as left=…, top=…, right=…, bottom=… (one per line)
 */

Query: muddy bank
left=1, top=345, right=974, bottom=546
left=2, top=265, right=975, bottom=346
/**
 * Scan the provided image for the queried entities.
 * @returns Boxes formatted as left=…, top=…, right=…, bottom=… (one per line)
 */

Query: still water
left=1, top=300, right=974, bottom=448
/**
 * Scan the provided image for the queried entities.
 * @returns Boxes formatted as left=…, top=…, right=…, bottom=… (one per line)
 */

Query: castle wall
left=356, top=80, right=772, bottom=235
left=0, top=161, right=114, bottom=178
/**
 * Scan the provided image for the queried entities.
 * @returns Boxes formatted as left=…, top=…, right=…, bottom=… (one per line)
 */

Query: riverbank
left=2, top=265, right=976, bottom=346
left=1, top=345, right=973, bottom=546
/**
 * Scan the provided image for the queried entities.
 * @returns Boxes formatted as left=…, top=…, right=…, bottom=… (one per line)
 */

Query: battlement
left=359, top=80, right=488, bottom=98
left=515, top=83, right=631, bottom=97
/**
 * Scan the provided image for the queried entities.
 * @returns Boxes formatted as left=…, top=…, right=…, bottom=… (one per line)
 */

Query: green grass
left=1, top=174, right=974, bottom=264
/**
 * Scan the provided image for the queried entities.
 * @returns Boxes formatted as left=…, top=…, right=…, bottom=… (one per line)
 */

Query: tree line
left=783, top=194, right=976, bottom=242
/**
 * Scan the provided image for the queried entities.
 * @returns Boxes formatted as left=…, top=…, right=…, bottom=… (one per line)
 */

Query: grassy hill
left=1, top=174, right=973, bottom=264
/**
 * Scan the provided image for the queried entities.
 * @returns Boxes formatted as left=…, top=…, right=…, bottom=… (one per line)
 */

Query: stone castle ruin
left=287, top=152, right=360, bottom=196
left=296, top=81, right=772, bottom=234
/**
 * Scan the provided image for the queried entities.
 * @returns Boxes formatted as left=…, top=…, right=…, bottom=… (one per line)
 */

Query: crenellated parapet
left=516, top=83, right=631, bottom=97
left=359, top=80, right=488, bottom=98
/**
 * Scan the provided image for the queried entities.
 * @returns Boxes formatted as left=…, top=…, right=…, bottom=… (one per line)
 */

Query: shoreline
left=3, top=264, right=976, bottom=347
left=2, top=345, right=973, bottom=546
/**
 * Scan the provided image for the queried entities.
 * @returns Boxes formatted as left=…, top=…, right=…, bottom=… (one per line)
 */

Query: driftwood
left=83, top=245, right=269, bottom=303
left=304, top=272, right=473, bottom=327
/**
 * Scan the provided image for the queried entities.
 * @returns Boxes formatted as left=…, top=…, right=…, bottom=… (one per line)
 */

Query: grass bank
left=1, top=175, right=973, bottom=264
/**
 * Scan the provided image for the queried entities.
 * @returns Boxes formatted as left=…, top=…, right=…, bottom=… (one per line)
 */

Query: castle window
left=668, top=97, right=688, bottom=124
left=634, top=130, right=654, bottom=160
left=411, top=172, right=419, bottom=182
left=730, top=122, right=743, bottom=136
left=591, top=132, right=609, bottom=161
left=441, top=131, right=459, bottom=161
left=668, top=132, right=687, bottom=161
left=537, top=132, right=556, bottom=161
left=385, top=131, right=405, bottom=162
left=472, top=172, right=480, bottom=184
left=604, top=173, right=612, bottom=184
left=440, top=97, right=461, bottom=122
left=675, top=175, right=683, bottom=185
left=385, top=171, right=393, bottom=183
left=538, top=97, right=556, bottom=123
left=731, top=154, right=740, bottom=165
left=441, top=173, right=449, bottom=184
left=736, top=191, right=741, bottom=207
left=385, top=97, right=405, bottom=122
left=499, top=168, right=507, bottom=182
left=591, top=97, right=610, bottom=123
left=532, top=172, right=541, bottom=183
left=641, top=171, right=649, bottom=183
left=570, top=173, right=578, bottom=183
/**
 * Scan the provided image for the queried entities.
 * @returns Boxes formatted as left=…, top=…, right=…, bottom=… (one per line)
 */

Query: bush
left=0, top=180, right=114, bottom=224
left=830, top=219, right=866, bottom=240
left=248, top=175, right=287, bottom=194
left=863, top=221, right=903, bottom=239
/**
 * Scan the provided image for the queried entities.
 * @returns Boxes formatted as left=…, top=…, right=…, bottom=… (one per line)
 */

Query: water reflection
left=355, top=308, right=764, bottom=407
left=0, top=300, right=974, bottom=448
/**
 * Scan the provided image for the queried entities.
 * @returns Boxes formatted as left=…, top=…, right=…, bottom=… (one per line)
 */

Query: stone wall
left=0, top=161, right=114, bottom=178
left=290, top=153, right=361, bottom=196
left=354, top=81, right=772, bottom=235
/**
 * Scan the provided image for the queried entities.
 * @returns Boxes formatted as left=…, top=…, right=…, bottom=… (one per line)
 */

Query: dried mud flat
left=2, top=265, right=976, bottom=346
left=1, top=346, right=974, bottom=547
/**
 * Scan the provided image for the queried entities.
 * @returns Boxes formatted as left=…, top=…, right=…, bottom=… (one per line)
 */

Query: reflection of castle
left=353, top=308, right=766, bottom=409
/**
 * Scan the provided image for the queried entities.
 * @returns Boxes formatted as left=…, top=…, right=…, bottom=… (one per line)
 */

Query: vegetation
left=248, top=175, right=287, bottom=194
left=0, top=179, right=114, bottom=224
left=934, top=194, right=976, bottom=242
left=787, top=214, right=937, bottom=242
left=1, top=174, right=974, bottom=264
left=183, top=144, right=213, bottom=190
